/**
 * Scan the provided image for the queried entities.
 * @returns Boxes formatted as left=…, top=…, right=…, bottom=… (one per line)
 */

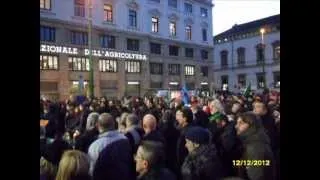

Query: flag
left=181, top=84, right=190, bottom=105
left=78, top=74, right=84, bottom=94
left=243, top=82, right=251, bottom=97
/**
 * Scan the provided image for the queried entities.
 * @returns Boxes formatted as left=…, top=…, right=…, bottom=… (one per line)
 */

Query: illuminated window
left=185, top=65, right=195, bottom=76
left=125, top=61, right=141, bottom=73
left=104, top=4, right=113, bottom=22
left=40, top=0, right=51, bottom=10
left=185, top=25, right=192, bottom=40
left=99, top=59, right=117, bottom=72
left=152, top=17, right=159, bottom=33
left=169, top=22, right=176, bottom=36
left=74, top=0, right=85, bottom=17
left=40, top=55, right=58, bottom=70
left=68, top=57, right=90, bottom=71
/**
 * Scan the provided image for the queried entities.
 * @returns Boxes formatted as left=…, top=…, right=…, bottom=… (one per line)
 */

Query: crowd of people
left=40, top=90, right=280, bottom=180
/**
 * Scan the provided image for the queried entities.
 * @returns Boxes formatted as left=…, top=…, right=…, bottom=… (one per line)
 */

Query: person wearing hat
left=181, top=126, right=224, bottom=180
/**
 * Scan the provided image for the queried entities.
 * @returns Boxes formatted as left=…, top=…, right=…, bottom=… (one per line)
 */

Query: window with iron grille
left=152, top=17, right=159, bottom=33
left=129, top=9, right=137, bottom=27
left=125, top=61, right=141, bottom=73
left=201, top=50, right=208, bottom=60
left=168, top=64, right=180, bottom=75
left=40, top=26, right=55, bottom=42
left=40, top=55, right=58, bottom=70
left=185, top=65, right=195, bottom=76
left=74, top=0, right=85, bottom=17
left=100, top=35, right=115, bottom=49
left=68, top=57, right=90, bottom=71
left=201, top=66, right=208, bottom=77
left=150, top=43, right=161, bottom=54
left=169, top=45, right=179, bottom=56
left=71, top=31, right=88, bottom=45
left=127, top=39, right=139, bottom=51
left=40, top=0, right=51, bottom=10
left=185, top=48, right=194, bottom=58
left=99, top=59, right=117, bottom=72
left=150, top=63, right=163, bottom=74
left=104, top=4, right=113, bottom=22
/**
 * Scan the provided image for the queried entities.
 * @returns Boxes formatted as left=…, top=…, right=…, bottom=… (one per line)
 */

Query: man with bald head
left=142, top=114, right=166, bottom=146
left=88, top=113, right=135, bottom=180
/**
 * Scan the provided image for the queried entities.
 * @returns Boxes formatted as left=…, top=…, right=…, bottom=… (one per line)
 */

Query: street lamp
left=260, top=28, right=266, bottom=89
left=88, top=0, right=94, bottom=98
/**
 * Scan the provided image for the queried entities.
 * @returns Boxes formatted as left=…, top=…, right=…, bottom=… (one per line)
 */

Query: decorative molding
left=184, top=18, right=194, bottom=25
left=200, top=21, right=208, bottom=28
left=168, top=13, right=179, bottom=21
left=148, top=8, right=161, bottom=17
left=126, top=0, right=139, bottom=10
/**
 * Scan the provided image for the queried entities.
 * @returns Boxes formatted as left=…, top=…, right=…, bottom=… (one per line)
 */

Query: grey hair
left=86, top=112, right=100, bottom=130
left=211, top=99, right=225, bottom=114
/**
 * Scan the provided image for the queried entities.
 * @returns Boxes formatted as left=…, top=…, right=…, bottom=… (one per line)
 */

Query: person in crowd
left=74, top=112, right=100, bottom=153
left=41, top=103, right=59, bottom=139
left=190, top=97, right=209, bottom=128
left=55, top=150, right=91, bottom=180
left=77, top=103, right=90, bottom=133
left=125, top=113, right=144, bottom=153
left=118, top=112, right=129, bottom=133
left=142, top=114, right=166, bottom=145
left=207, top=98, right=225, bottom=140
left=181, top=126, right=224, bottom=180
left=158, top=109, right=180, bottom=176
left=175, top=107, right=194, bottom=179
left=135, top=141, right=176, bottom=180
left=40, top=156, right=57, bottom=180
left=253, top=101, right=279, bottom=154
left=235, top=112, right=276, bottom=180
left=65, top=104, right=80, bottom=137
left=145, top=97, right=162, bottom=123
left=88, top=113, right=135, bottom=180
left=213, top=114, right=242, bottom=177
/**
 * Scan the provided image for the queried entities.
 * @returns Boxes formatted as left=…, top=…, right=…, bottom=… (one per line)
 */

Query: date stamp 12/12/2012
left=233, top=160, right=271, bottom=167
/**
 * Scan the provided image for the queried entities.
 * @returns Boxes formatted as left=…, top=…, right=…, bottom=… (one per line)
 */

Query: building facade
left=213, top=14, right=280, bottom=93
left=40, top=0, right=214, bottom=100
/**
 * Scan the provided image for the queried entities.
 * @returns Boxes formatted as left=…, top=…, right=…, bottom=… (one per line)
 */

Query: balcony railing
left=215, top=58, right=279, bottom=70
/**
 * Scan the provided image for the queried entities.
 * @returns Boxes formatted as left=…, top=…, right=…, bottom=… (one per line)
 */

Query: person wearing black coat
left=181, top=127, right=224, bottom=180
left=213, top=115, right=242, bottom=177
left=142, top=114, right=166, bottom=146
left=158, top=110, right=180, bottom=176
left=175, top=107, right=194, bottom=180
left=125, top=113, right=145, bottom=153
left=235, top=112, right=276, bottom=180
left=41, top=104, right=59, bottom=139
left=75, top=112, right=100, bottom=153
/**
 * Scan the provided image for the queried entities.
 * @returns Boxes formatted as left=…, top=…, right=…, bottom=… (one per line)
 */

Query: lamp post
left=260, top=28, right=266, bottom=89
left=88, top=0, right=94, bottom=98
